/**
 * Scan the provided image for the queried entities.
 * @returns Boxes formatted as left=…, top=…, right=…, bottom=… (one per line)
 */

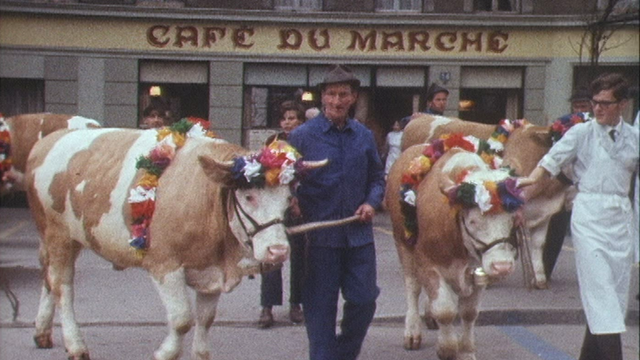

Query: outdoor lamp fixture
left=301, top=91, right=314, bottom=102
left=149, top=86, right=162, bottom=97
left=439, top=71, right=451, bottom=85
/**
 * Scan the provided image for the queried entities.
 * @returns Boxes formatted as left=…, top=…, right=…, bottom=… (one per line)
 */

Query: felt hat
left=426, top=82, right=449, bottom=101
left=569, top=87, right=591, bottom=103
left=318, top=65, right=361, bottom=90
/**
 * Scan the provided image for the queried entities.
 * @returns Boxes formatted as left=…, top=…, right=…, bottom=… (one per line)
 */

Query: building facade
left=0, top=0, right=638, bottom=150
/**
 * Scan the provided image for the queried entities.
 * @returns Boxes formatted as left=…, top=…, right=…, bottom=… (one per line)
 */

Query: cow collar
left=229, top=190, right=284, bottom=250
left=457, top=211, right=517, bottom=261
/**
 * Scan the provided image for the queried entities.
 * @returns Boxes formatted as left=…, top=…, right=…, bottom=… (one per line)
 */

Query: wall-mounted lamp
left=301, top=91, right=314, bottom=102
left=149, top=86, right=162, bottom=97
left=439, top=71, right=451, bottom=85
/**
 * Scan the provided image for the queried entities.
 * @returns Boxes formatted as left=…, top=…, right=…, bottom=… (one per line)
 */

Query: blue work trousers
left=303, top=243, right=379, bottom=360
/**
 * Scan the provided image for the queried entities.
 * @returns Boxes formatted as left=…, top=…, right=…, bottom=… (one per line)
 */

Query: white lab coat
left=539, top=118, right=639, bottom=334
left=384, top=130, right=403, bottom=176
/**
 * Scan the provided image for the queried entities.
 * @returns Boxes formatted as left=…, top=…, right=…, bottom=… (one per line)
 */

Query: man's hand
left=355, top=203, right=375, bottom=223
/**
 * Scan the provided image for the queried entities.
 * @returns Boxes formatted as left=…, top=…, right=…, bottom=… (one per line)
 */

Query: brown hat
left=569, top=87, right=591, bottom=103
left=426, top=82, right=449, bottom=101
left=318, top=65, right=361, bottom=90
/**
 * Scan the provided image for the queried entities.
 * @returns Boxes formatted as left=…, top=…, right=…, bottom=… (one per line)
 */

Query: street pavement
left=0, top=204, right=638, bottom=360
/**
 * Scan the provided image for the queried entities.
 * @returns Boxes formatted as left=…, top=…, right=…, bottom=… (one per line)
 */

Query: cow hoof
left=67, top=352, right=91, bottom=360
left=33, top=332, right=53, bottom=348
left=457, top=352, right=477, bottom=360
left=424, top=316, right=439, bottom=330
left=436, top=348, right=456, bottom=360
left=403, top=335, right=422, bottom=350
left=534, top=281, right=548, bottom=290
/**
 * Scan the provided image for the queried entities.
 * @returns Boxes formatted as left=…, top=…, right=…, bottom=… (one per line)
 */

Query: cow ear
left=198, top=155, right=236, bottom=187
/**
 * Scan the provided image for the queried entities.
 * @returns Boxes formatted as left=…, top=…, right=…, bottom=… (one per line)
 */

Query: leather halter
left=458, top=211, right=516, bottom=261
left=230, top=190, right=284, bottom=249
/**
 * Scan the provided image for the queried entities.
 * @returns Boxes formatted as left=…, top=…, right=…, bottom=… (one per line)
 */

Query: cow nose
left=266, top=244, right=289, bottom=264
left=491, top=261, right=514, bottom=276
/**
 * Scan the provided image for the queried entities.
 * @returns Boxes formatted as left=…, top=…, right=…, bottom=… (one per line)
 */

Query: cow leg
left=152, top=268, right=193, bottom=360
left=529, top=224, right=550, bottom=289
left=191, top=291, right=221, bottom=360
left=34, top=230, right=88, bottom=360
left=403, top=272, right=422, bottom=350
left=457, top=289, right=482, bottom=360
left=430, top=281, right=458, bottom=360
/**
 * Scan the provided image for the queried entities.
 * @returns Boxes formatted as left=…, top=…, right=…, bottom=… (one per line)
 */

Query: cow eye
left=244, top=195, right=254, bottom=203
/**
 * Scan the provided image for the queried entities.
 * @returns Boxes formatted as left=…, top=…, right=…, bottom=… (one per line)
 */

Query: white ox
left=0, top=113, right=100, bottom=194
left=386, top=147, right=520, bottom=360
left=402, top=114, right=568, bottom=289
left=25, top=127, right=320, bottom=360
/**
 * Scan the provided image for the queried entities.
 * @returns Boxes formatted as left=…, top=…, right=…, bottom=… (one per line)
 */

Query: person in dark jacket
left=288, top=65, right=385, bottom=360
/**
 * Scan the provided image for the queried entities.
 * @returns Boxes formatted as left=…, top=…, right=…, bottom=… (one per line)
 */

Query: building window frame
left=274, top=0, right=322, bottom=11
left=464, top=0, right=520, bottom=13
left=375, top=0, right=423, bottom=12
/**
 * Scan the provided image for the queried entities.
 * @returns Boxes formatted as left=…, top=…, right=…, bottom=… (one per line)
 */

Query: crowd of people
left=139, top=65, right=637, bottom=360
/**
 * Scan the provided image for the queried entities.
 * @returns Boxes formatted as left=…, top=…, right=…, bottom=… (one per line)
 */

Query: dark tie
left=609, top=129, right=616, bottom=142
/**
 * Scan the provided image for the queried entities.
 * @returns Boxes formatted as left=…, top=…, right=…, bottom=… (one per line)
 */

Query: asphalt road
left=0, top=204, right=638, bottom=360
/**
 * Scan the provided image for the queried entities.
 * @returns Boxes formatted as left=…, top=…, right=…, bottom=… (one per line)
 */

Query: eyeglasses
left=590, top=100, right=619, bottom=108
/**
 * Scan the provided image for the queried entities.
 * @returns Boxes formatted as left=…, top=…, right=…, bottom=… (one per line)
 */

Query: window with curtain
left=274, top=0, right=321, bottom=10
left=473, top=0, right=519, bottom=12
left=0, top=79, right=44, bottom=117
left=376, top=0, right=422, bottom=11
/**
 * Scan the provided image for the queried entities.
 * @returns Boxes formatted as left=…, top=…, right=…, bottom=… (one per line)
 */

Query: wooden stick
left=286, top=215, right=361, bottom=235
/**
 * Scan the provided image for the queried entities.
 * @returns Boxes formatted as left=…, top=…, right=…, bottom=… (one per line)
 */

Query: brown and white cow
left=0, top=113, right=100, bottom=193
left=25, top=127, right=318, bottom=360
left=401, top=114, right=568, bottom=289
left=386, top=147, right=520, bottom=360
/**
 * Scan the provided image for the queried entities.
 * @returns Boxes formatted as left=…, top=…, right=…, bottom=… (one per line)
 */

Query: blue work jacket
left=288, top=114, right=386, bottom=248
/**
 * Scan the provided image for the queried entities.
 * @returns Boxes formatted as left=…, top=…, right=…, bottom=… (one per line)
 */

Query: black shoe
left=258, top=307, right=274, bottom=329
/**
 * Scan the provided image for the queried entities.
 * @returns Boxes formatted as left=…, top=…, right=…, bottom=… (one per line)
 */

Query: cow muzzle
left=264, top=244, right=289, bottom=264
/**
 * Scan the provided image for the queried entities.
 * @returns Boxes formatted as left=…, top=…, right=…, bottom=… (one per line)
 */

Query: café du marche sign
left=147, top=24, right=510, bottom=55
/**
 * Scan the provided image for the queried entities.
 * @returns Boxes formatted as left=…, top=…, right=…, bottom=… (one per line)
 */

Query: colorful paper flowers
left=0, top=115, right=12, bottom=188
left=399, top=118, right=528, bottom=244
left=549, top=112, right=592, bottom=144
left=128, top=118, right=217, bottom=252
left=230, top=140, right=301, bottom=188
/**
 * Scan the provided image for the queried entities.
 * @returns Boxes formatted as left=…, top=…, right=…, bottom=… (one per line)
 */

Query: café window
left=0, top=78, right=44, bottom=117
left=138, top=61, right=209, bottom=128
left=274, top=0, right=321, bottom=10
left=459, top=67, right=523, bottom=124
left=376, top=0, right=422, bottom=11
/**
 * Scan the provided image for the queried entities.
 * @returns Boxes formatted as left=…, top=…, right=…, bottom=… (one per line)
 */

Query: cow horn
left=210, top=158, right=235, bottom=170
left=439, top=173, right=457, bottom=196
left=301, top=159, right=328, bottom=169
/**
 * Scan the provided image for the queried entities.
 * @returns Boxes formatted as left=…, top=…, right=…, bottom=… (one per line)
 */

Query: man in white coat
left=519, top=73, right=639, bottom=360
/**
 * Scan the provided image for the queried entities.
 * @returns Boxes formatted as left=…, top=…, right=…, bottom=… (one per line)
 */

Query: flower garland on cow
left=0, top=114, right=12, bottom=189
left=229, top=140, right=301, bottom=188
left=128, top=117, right=218, bottom=253
left=399, top=118, right=528, bottom=245
left=549, top=112, right=593, bottom=144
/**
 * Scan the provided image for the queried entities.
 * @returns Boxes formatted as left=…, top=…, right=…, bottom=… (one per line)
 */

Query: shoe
left=258, top=307, right=274, bottom=329
left=289, top=304, right=304, bottom=324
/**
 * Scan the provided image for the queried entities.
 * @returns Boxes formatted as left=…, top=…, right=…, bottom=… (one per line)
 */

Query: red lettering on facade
left=233, top=27, right=255, bottom=49
left=147, top=25, right=171, bottom=48
left=347, top=30, right=377, bottom=51
left=381, top=31, right=404, bottom=51
left=460, top=32, right=482, bottom=52
left=174, top=26, right=198, bottom=48
left=488, top=31, right=509, bottom=53
left=408, top=31, right=430, bottom=51
left=435, top=32, right=457, bottom=52
left=203, top=27, right=226, bottom=48
left=308, top=29, right=330, bottom=51
left=278, top=29, right=303, bottom=50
